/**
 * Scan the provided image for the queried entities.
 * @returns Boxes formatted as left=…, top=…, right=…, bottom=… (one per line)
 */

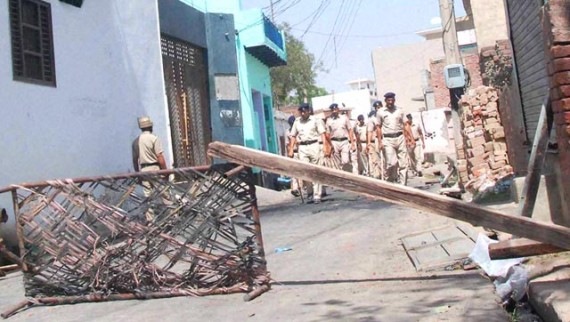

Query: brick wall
left=429, top=54, right=482, bottom=108
left=430, top=58, right=448, bottom=108
left=543, top=0, right=570, bottom=219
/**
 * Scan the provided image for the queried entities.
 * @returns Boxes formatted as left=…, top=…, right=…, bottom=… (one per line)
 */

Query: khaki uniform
left=354, top=122, right=368, bottom=175
left=326, top=114, right=352, bottom=170
left=132, top=131, right=164, bottom=221
left=408, top=122, right=423, bottom=175
left=367, top=117, right=383, bottom=179
left=377, top=106, right=408, bottom=185
left=290, top=115, right=325, bottom=201
left=286, top=127, right=300, bottom=192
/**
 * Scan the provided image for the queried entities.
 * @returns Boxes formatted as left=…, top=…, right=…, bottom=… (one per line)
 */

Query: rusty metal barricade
left=0, top=165, right=269, bottom=318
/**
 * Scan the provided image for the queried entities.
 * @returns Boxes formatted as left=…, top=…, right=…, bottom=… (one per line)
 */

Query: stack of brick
left=457, top=86, right=513, bottom=191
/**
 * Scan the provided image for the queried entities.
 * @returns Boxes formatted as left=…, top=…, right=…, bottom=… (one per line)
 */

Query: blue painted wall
left=158, top=0, right=207, bottom=48
left=159, top=0, right=283, bottom=155
left=205, top=13, right=243, bottom=146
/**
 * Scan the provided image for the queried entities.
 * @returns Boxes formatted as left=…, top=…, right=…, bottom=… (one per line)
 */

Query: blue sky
left=242, top=0, right=466, bottom=93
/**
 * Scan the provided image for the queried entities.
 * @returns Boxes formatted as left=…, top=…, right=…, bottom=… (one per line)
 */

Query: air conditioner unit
left=444, top=64, right=466, bottom=89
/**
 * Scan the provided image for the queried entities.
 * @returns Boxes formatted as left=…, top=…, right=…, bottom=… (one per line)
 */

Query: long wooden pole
left=489, top=238, right=565, bottom=260
left=207, top=142, right=570, bottom=250
left=518, top=97, right=552, bottom=217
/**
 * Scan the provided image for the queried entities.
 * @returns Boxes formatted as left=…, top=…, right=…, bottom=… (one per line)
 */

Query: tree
left=271, top=23, right=327, bottom=107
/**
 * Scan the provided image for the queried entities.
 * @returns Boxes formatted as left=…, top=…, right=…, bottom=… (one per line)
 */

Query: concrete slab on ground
left=400, top=225, right=477, bottom=271
left=529, top=265, right=570, bottom=322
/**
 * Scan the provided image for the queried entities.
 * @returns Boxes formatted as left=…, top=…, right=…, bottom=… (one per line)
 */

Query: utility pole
left=438, top=0, right=464, bottom=164
left=270, top=0, right=275, bottom=22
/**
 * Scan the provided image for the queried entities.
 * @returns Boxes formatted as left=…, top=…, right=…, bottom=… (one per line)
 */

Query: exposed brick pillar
left=429, top=54, right=483, bottom=109
left=542, top=0, right=570, bottom=222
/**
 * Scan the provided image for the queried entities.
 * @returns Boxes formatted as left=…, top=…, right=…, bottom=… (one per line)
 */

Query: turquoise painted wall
left=179, top=0, right=282, bottom=154
left=246, top=53, right=277, bottom=153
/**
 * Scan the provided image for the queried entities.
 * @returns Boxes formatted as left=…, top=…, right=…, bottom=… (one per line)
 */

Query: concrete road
left=0, top=188, right=509, bottom=321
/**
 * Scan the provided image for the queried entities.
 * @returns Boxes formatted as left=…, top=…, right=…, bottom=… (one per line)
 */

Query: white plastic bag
left=468, top=233, right=524, bottom=278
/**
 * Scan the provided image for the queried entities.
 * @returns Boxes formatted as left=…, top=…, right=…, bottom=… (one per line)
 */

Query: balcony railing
left=263, top=16, right=283, bottom=51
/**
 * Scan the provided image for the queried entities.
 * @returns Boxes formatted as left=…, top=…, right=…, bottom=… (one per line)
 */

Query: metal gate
left=506, top=0, right=549, bottom=142
left=161, top=34, right=211, bottom=167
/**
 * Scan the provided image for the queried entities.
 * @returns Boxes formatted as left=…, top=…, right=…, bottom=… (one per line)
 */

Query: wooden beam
left=208, top=141, right=570, bottom=250
left=489, top=239, right=567, bottom=260
left=518, top=97, right=552, bottom=217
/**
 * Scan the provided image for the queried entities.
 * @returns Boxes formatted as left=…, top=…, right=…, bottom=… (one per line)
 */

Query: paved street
left=0, top=188, right=509, bottom=321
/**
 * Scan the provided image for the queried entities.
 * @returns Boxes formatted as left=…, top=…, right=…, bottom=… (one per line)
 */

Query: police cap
left=372, top=100, right=382, bottom=108
left=329, top=103, right=339, bottom=110
left=384, top=92, right=396, bottom=99
left=138, top=116, right=153, bottom=129
left=298, top=103, right=311, bottom=111
left=368, top=110, right=376, bottom=118
left=288, top=115, right=296, bottom=125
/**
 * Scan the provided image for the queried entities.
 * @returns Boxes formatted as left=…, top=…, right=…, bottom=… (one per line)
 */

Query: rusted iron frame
left=0, top=165, right=211, bottom=194
left=241, top=169, right=268, bottom=290
left=1, top=164, right=271, bottom=318
left=1, top=285, right=247, bottom=318
left=224, top=165, right=246, bottom=178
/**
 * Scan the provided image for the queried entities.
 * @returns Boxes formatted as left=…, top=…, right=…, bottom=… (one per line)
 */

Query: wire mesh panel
left=10, top=167, right=267, bottom=299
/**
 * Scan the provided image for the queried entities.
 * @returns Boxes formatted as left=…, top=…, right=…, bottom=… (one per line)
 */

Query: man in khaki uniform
left=406, top=113, right=425, bottom=177
left=375, top=92, right=411, bottom=185
left=132, top=116, right=167, bottom=221
left=366, top=101, right=384, bottom=179
left=354, top=114, right=369, bottom=175
left=285, top=115, right=302, bottom=196
left=288, top=104, right=329, bottom=204
left=325, top=103, right=356, bottom=172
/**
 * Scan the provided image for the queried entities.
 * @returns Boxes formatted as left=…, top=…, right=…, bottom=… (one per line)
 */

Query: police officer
left=354, top=114, right=369, bottom=175
left=132, top=116, right=167, bottom=221
left=285, top=115, right=302, bottom=196
left=375, top=93, right=411, bottom=185
left=288, top=104, right=329, bottom=204
left=366, top=101, right=384, bottom=179
left=406, top=113, right=425, bottom=177
left=325, top=103, right=356, bottom=171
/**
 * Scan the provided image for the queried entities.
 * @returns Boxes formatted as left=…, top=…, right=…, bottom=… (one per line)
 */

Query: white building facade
left=0, top=0, right=171, bottom=243
left=311, top=89, right=376, bottom=120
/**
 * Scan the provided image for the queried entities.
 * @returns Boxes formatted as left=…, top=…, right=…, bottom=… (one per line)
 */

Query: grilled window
left=9, top=0, right=56, bottom=86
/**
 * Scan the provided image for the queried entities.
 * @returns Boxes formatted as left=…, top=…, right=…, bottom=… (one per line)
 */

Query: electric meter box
left=444, top=64, right=466, bottom=89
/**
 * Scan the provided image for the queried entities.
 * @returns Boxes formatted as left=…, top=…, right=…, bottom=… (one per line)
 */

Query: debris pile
left=6, top=167, right=267, bottom=302
left=456, top=86, right=514, bottom=194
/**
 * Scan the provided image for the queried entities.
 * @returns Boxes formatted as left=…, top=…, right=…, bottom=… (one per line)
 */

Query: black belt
left=299, top=140, right=318, bottom=145
left=383, top=132, right=403, bottom=138
left=330, top=137, right=348, bottom=142
left=141, top=162, right=160, bottom=168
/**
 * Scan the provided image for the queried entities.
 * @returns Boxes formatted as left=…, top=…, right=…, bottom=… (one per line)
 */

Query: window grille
left=9, top=0, right=56, bottom=86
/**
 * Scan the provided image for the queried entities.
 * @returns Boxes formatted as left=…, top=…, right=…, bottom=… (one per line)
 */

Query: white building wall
left=0, top=0, right=169, bottom=243
left=273, top=110, right=291, bottom=156
left=372, top=39, right=444, bottom=115
left=468, top=0, right=508, bottom=49
left=311, top=89, right=375, bottom=120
